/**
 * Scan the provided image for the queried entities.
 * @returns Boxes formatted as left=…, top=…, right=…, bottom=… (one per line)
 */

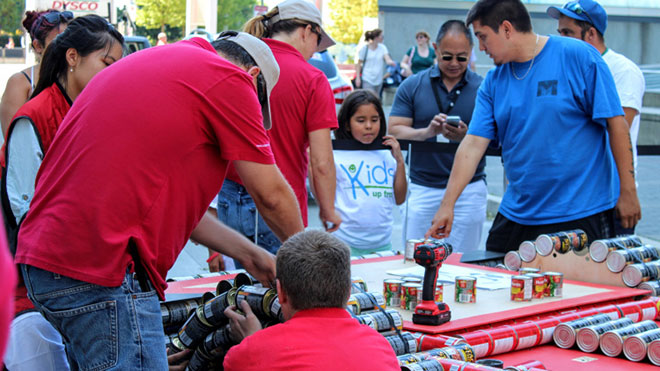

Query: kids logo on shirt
left=341, top=161, right=395, bottom=200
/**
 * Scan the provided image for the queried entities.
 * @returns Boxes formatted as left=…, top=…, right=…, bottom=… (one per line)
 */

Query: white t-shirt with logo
left=602, top=49, right=645, bottom=179
left=332, top=149, right=399, bottom=249
left=358, top=44, right=389, bottom=86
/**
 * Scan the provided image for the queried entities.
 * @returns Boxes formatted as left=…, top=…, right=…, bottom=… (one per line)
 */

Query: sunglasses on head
left=564, top=1, right=595, bottom=26
left=32, top=10, right=73, bottom=36
left=441, top=54, right=468, bottom=62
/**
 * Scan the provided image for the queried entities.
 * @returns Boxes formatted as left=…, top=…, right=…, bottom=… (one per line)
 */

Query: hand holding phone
left=446, top=115, right=461, bottom=128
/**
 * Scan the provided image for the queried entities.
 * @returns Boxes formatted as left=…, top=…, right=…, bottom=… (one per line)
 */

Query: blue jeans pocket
left=39, top=300, right=118, bottom=371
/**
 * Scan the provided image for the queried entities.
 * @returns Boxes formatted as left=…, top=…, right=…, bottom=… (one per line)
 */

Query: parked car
left=123, top=36, right=151, bottom=56
left=184, top=29, right=216, bottom=42
left=308, top=50, right=353, bottom=112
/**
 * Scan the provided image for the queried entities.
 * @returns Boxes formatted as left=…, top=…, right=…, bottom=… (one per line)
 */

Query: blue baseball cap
left=547, top=0, right=607, bottom=35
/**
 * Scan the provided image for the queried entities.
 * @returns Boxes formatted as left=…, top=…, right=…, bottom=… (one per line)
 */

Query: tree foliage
left=217, top=0, right=257, bottom=32
left=136, top=0, right=186, bottom=33
left=0, top=0, right=24, bottom=35
left=327, top=0, right=377, bottom=44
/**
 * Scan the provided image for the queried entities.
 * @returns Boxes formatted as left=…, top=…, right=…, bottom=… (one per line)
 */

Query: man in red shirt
left=223, top=230, right=399, bottom=371
left=16, top=32, right=303, bottom=370
left=212, top=0, right=340, bottom=268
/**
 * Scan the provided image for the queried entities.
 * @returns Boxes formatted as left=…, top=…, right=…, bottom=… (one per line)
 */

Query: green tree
left=217, top=0, right=257, bottom=32
left=0, top=0, right=24, bottom=35
left=136, top=0, right=186, bottom=33
left=327, top=0, right=377, bottom=44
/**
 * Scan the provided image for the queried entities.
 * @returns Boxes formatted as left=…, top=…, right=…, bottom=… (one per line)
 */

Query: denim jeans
left=217, top=179, right=281, bottom=261
left=21, top=265, right=168, bottom=371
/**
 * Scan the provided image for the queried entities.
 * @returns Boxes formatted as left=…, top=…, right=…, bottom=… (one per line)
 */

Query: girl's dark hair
left=335, top=89, right=386, bottom=141
left=23, top=10, right=69, bottom=48
left=32, top=15, right=124, bottom=98
left=243, top=7, right=319, bottom=39
left=436, top=20, right=473, bottom=47
left=364, top=28, right=383, bottom=42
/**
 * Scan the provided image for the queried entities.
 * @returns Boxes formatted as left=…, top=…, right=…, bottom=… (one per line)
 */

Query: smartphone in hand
left=446, top=116, right=461, bottom=128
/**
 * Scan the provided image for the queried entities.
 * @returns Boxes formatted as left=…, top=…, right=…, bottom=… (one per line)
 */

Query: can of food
left=455, top=276, right=477, bottom=303
left=162, top=298, right=203, bottom=329
left=489, top=325, right=518, bottom=355
left=435, top=346, right=463, bottom=361
left=622, top=261, right=660, bottom=287
left=600, top=320, right=659, bottom=357
left=177, top=305, right=214, bottom=349
left=534, top=317, right=561, bottom=345
left=553, top=313, right=615, bottom=349
left=351, top=276, right=368, bottom=293
left=504, top=251, right=523, bottom=271
left=526, top=273, right=546, bottom=299
left=638, top=280, right=660, bottom=297
left=518, top=241, right=537, bottom=263
left=513, top=321, right=542, bottom=350
left=647, top=338, right=660, bottom=366
left=576, top=317, right=634, bottom=353
left=450, top=343, right=476, bottom=362
left=396, top=353, right=424, bottom=366
left=459, top=330, right=494, bottom=359
left=544, top=272, right=563, bottom=297
left=511, top=275, right=532, bottom=302
left=403, top=276, right=423, bottom=285
left=401, top=283, right=422, bottom=310
left=435, top=281, right=444, bottom=303
left=405, top=239, right=424, bottom=262
left=535, top=229, right=587, bottom=256
left=589, top=235, right=643, bottom=263
left=623, top=328, right=660, bottom=362
left=233, top=272, right=257, bottom=287
left=201, top=291, right=231, bottom=327
left=355, top=309, right=403, bottom=332
left=606, top=245, right=660, bottom=273
left=519, top=267, right=540, bottom=275
left=348, top=292, right=386, bottom=314
left=383, top=279, right=403, bottom=307
left=235, top=285, right=279, bottom=320
left=385, top=332, right=417, bottom=356
left=400, top=359, right=444, bottom=371
left=416, top=334, right=466, bottom=352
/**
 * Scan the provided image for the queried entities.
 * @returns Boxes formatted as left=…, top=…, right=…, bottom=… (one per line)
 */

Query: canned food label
left=492, top=338, right=514, bottom=354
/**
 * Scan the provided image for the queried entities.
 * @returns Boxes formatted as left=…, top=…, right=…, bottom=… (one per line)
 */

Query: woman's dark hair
left=212, top=37, right=267, bottom=107
left=436, top=20, right=473, bottom=47
left=243, top=7, right=319, bottom=39
left=32, top=15, right=124, bottom=98
left=364, top=28, right=383, bottom=42
left=335, top=89, right=387, bottom=141
left=466, top=0, right=532, bottom=33
left=23, top=10, right=72, bottom=49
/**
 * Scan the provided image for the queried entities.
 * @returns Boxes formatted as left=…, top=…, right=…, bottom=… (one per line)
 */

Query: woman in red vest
left=0, top=15, right=123, bottom=370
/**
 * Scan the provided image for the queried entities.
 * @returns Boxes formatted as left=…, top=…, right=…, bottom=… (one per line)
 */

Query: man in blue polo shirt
left=390, top=20, right=487, bottom=253
left=426, top=0, right=640, bottom=253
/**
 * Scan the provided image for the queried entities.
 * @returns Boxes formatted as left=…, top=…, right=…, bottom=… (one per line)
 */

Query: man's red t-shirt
left=15, top=39, right=274, bottom=299
left=223, top=308, right=399, bottom=370
left=227, top=39, right=338, bottom=226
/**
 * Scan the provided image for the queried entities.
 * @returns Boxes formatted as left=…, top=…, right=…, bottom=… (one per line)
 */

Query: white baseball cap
left=270, top=0, right=336, bottom=52
left=216, top=31, right=280, bottom=130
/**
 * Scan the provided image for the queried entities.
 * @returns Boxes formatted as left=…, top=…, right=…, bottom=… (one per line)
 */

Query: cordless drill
left=412, top=241, right=452, bottom=326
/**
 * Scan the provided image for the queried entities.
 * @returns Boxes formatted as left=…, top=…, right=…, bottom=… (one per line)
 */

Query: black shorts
left=486, top=209, right=616, bottom=253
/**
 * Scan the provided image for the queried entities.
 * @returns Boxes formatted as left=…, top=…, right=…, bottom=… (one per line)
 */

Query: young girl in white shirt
left=332, top=90, right=407, bottom=255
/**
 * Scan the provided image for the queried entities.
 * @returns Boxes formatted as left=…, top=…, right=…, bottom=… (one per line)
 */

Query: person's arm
left=389, top=115, right=444, bottom=141
left=309, top=128, right=341, bottom=232
left=234, top=160, right=304, bottom=239
left=224, top=301, right=263, bottom=343
left=384, top=53, right=396, bottom=67
left=355, top=60, right=363, bottom=87
left=0, top=73, right=30, bottom=137
left=607, top=115, right=641, bottom=229
left=190, top=211, right=277, bottom=286
left=622, top=107, right=638, bottom=129
left=425, top=135, right=490, bottom=239
left=5, top=118, right=42, bottom=225
left=382, top=135, right=407, bottom=205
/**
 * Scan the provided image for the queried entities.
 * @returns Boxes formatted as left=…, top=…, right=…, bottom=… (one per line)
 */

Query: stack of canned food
left=510, top=268, right=563, bottom=302
left=383, top=277, right=443, bottom=311
left=551, top=308, right=660, bottom=364
left=505, top=230, right=589, bottom=270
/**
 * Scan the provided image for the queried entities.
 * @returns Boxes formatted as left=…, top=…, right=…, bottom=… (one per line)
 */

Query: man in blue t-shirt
left=390, top=20, right=487, bottom=253
left=425, top=0, right=640, bottom=253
